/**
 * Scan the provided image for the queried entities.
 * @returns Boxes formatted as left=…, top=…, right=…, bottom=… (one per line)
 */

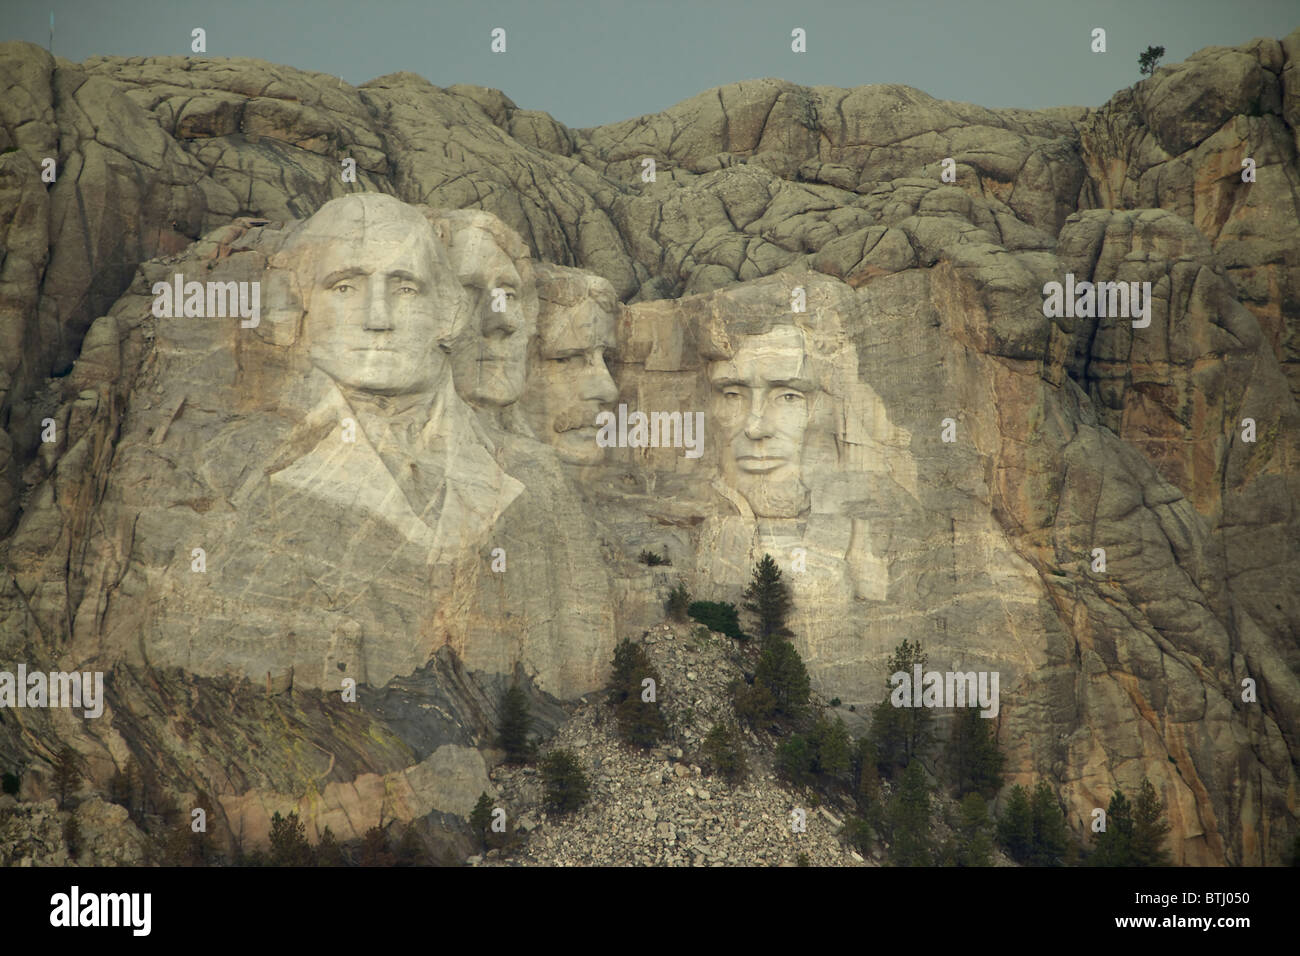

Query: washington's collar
left=271, top=369, right=524, bottom=563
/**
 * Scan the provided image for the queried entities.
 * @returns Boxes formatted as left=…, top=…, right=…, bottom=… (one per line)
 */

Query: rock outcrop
left=0, top=30, right=1298, bottom=865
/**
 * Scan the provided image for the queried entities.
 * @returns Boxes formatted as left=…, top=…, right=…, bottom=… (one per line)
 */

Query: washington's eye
left=331, top=283, right=355, bottom=295
left=778, top=390, right=805, bottom=403
left=396, top=284, right=419, bottom=296
left=721, top=389, right=742, bottom=401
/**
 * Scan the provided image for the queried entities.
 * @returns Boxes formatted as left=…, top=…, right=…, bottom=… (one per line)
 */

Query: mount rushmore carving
left=109, top=193, right=898, bottom=700
left=1, top=35, right=1297, bottom=864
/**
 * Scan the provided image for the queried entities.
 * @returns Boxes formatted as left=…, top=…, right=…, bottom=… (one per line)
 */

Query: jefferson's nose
left=482, top=294, right=522, bottom=335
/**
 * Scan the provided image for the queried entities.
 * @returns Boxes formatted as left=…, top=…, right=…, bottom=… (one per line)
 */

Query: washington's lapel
left=270, top=380, right=442, bottom=555
left=269, top=375, right=524, bottom=564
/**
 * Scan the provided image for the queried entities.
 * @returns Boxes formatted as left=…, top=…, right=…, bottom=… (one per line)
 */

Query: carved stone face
left=446, top=226, right=533, bottom=407
left=710, top=325, right=814, bottom=516
left=296, top=197, right=457, bottom=396
left=527, top=278, right=619, bottom=465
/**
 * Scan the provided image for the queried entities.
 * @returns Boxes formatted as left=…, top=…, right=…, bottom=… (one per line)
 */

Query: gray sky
left=3, top=0, right=1297, bottom=128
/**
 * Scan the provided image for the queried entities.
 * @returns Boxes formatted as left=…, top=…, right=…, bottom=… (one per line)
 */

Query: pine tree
left=754, top=638, right=810, bottom=724
left=742, top=553, right=793, bottom=643
left=844, top=815, right=875, bottom=856
left=996, top=784, right=1034, bottom=863
left=609, top=638, right=643, bottom=703
left=809, top=714, right=851, bottom=777
left=776, top=734, right=815, bottom=787
left=315, top=825, right=343, bottom=866
left=160, top=820, right=195, bottom=866
left=1090, top=789, right=1134, bottom=866
left=1138, top=45, right=1165, bottom=77
left=852, top=736, right=881, bottom=806
left=1029, top=781, right=1070, bottom=866
left=946, top=707, right=1004, bottom=799
left=469, top=792, right=494, bottom=850
left=63, top=814, right=82, bottom=861
left=951, top=793, right=993, bottom=866
left=702, top=722, right=747, bottom=782
left=52, top=746, right=79, bottom=810
left=687, top=601, right=746, bottom=641
left=541, top=749, right=590, bottom=814
left=1131, top=777, right=1171, bottom=866
left=608, top=638, right=667, bottom=747
left=269, top=810, right=312, bottom=866
left=730, top=677, right=777, bottom=727
left=666, top=583, right=691, bottom=622
left=396, top=825, right=424, bottom=866
left=360, top=826, right=395, bottom=867
left=870, top=639, right=933, bottom=777
left=887, top=760, right=933, bottom=866
left=496, top=683, right=534, bottom=763
left=114, top=756, right=140, bottom=822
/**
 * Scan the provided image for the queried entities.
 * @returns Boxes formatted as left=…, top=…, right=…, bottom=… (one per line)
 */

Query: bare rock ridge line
left=0, top=30, right=1297, bottom=865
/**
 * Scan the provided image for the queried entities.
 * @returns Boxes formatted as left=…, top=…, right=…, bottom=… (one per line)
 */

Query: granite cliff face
left=0, top=32, right=1297, bottom=864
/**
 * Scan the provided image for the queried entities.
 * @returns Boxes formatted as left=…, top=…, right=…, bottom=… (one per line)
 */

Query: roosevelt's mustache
left=552, top=404, right=609, bottom=433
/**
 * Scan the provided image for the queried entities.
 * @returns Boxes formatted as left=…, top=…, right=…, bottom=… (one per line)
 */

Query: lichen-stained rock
left=1076, top=34, right=1300, bottom=402
left=0, top=29, right=1298, bottom=864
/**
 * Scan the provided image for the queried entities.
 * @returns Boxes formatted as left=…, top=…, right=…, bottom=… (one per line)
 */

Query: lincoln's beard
left=733, top=470, right=810, bottom=518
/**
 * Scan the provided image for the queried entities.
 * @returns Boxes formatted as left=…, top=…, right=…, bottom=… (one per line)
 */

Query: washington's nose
left=363, top=282, right=394, bottom=330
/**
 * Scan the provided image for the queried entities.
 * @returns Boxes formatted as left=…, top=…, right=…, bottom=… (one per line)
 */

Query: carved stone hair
left=427, top=207, right=532, bottom=263
left=531, top=261, right=620, bottom=348
left=257, top=193, right=469, bottom=349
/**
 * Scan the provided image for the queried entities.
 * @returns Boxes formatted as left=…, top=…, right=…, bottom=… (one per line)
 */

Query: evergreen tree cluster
left=728, top=557, right=810, bottom=730
left=701, top=722, right=748, bottom=782
left=731, top=635, right=812, bottom=728
left=269, top=810, right=312, bottom=866
left=869, top=639, right=932, bottom=778
left=996, top=782, right=1069, bottom=866
left=687, top=600, right=746, bottom=641
left=1089, top=778, right=1171, bottom=866
left=607, top=638, right=668, bottom=747
left=541, top=749, right=590, bottom=814
left=776, top=714, right=851, bottom=786
left=886, top=761, right=934, bottom=866
left=846, top=633, right=1100, bottom=868
left=945, top=707, right=1005, bottom=799
left=666, top=582, right=691, bottom=622
left=945, top=793, right=995, bottom=866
